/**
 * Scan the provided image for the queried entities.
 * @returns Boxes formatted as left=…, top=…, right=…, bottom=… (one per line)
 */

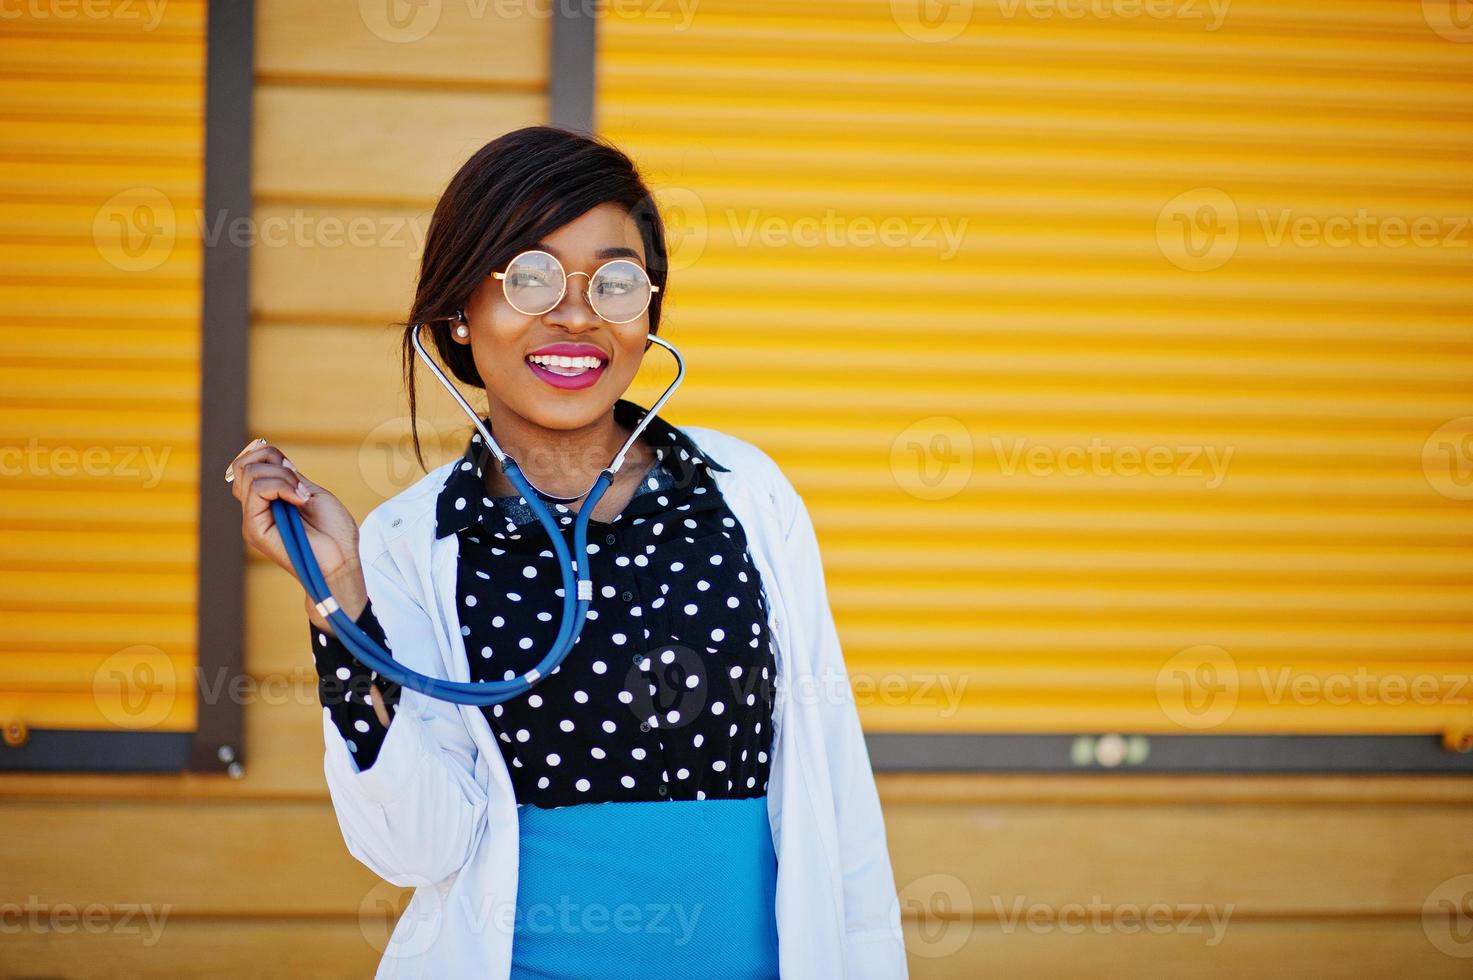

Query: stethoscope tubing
left=268, top=323, right=683, bottom=706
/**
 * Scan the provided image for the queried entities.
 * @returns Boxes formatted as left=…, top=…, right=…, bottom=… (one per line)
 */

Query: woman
left=229, top=126, right=906, bottom=979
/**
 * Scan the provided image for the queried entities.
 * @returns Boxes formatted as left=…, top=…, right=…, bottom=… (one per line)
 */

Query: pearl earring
left=455, top=323, right=469, bottom=338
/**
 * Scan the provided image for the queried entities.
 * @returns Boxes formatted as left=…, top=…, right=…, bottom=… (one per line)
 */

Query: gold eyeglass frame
left=492, top=249, right=659, bottom=325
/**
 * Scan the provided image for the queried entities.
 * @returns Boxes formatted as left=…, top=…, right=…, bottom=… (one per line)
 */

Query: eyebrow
left=533, top=243, right=645, bottom=263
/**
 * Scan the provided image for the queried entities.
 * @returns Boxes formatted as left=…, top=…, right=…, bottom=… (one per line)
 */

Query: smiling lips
left=525, top=342, right=609, bottom=390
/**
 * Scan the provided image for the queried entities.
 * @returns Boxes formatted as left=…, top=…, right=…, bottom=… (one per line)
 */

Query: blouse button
left=621, top=590, right=634, bottom=602
left=631, top=652, right=642, bottom=664
left=604, top=532, right=617, bottom=545
left=657, top=784, right=668, bottom=796
left=640, top=722, right=651, bottom=733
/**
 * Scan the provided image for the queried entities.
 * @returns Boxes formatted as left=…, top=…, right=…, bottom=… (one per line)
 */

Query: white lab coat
left=318, top=425, right=909, bottom=979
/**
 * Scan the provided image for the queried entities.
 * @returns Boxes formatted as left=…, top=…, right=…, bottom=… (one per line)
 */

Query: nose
left=546, top=271, right=599, bottom=331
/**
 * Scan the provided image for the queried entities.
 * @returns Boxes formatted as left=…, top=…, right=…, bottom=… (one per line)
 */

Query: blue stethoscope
left=269, top=322, right=685, bottom=706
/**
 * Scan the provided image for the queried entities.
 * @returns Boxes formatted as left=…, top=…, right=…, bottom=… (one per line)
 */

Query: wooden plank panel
left=0, top=915, right=1463, bottom=980
left=254, top=85, right=544, bottom=203
left=2, top=795, right=1469, bottom=917
left=0, top=800, right=381, bottom=914
left=256, top=0, right=547, bottom=85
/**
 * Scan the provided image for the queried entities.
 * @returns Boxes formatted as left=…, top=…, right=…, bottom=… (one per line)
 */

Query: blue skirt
left=510, top=795, right=780, bottom=979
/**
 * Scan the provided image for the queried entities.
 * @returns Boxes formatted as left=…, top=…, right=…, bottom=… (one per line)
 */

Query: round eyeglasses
left=492, top=249, right=660, bottom=325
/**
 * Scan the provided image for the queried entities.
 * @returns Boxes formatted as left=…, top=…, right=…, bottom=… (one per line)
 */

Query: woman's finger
left=233, top=447, right=289, bottom=503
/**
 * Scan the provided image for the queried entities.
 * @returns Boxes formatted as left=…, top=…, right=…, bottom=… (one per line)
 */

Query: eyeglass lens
left=502, top=251, right=652, bottom=322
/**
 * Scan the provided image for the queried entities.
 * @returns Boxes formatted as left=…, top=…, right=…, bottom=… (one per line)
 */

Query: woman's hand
left=228, top=439, right=367, bottom=622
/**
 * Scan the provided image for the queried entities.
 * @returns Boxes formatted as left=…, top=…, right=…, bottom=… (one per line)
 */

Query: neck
left=479, top=398, right=640, bottom=501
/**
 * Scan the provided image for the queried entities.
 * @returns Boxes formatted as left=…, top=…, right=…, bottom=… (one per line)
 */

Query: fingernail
left=297, top=481, right=311, bottom=499
left=283, top=458, right=297, bottom=472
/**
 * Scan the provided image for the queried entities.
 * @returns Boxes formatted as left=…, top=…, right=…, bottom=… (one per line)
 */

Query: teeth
left=527, top=353, right=604, bottom=371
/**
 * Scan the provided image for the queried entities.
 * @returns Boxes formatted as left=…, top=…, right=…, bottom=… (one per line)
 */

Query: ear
left=451, top=309, right=470, bottom=344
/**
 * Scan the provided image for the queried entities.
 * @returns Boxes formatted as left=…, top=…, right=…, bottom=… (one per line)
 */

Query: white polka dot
left=685, top=675, right=700, bottom=688
left=661, top=649, right=675, bottom=664
left=711, top=701, right=725, bottom=715
left=515, top=729, right=529, bottom=742
left=559, top=719, right=574, bottom=732
left=574, top=690, right=589, bottom=703
left=522, top=566, right=536, bottom=578
left=354, top=720, right=370, bottom=733
left=727, top=596, right=740, bottom=608
left=676, top=767, right=689, bottom=779
left=575, top=778, right=591, bottom=792
left=602, top=719, right=617, bottom=733
left=591, top=746, right=606, bottom=759
left=335, top=667, right=351, bottom=681
left=612, top=633, right=627, bottom=645
left=493, top=615, right=506, bottom=627
left=666, top=709, right=680, bottom=724
left=671, top=561, right=684, bottom=572
left=713, top=760, right=726, bottom=772
left=592, top=660, right=607, bottom=674
left=519, top=637, right=533, bottom=649
left=710, top=555, right=723, bottom=565
left=711, top=628, right=725, bottom=642
left=546, top=753, right=561, bottom=766
left=601, top=585, right=616, bottom=598
left=632, top=747, right=647, bottom=760
left=538, top=776, right=550, bottom=789
left=697, top=580, right=710, bottom=591
left=621, top=775, right=636, bottom=789
left=683, top=603, right=697, bottom=615
left=729, top=666, right=742, bottom=678
left=481, top=646, right=493, bottom=659
left=693, top=733, right=704, bottom=747
left=455, top=497, right=466, bottom=510
left=527, top=694, right=542, bottom=708
left=465, top=594, right=477, bottom=607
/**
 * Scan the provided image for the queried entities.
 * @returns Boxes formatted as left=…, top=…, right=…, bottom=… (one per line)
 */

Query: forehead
left=535, top=202, right=646, bottom=263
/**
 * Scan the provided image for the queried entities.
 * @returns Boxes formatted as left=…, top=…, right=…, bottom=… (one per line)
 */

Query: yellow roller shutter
left=0, top=3, right=205, bottom=737
left=597, top=1, right=1473, bottom=747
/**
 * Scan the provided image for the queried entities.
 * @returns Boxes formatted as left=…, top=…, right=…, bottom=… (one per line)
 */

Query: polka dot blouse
left=309, top=399, right=778, bottom=809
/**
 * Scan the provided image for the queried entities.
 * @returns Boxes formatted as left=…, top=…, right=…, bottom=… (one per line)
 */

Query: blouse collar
left=434, top=398, right=730, bottom=539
